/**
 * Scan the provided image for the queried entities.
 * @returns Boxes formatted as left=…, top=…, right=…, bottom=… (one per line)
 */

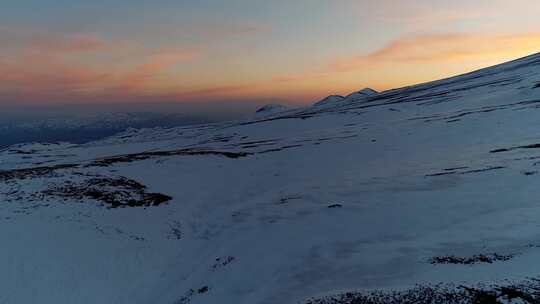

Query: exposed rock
left=42, top=176, right=173, bottom=208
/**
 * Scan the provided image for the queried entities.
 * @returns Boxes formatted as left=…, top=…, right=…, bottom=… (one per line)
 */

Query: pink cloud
left=331, top=32, right=540, bottom=72
left=0, top=28, right=203, bottom=103
left=116, top=49, right=202, bottom=91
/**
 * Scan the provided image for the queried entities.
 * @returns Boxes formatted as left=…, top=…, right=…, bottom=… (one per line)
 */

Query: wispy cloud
left=0, top=28, right=107, bottom=54
left=344, top=0, right=519, bottom=33
left=29, top=33, right=106, bottom=53
left=115, top=49, right=202, bottom=91
left=331, top=32, right=540, bottom=72
left=0, top=28, right=204, bottom=103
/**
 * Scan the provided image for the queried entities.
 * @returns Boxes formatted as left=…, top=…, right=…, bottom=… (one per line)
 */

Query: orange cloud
left=0, top=55, right=111, bottom=102
left=0, top=47, right=202, bottom=102
left=332, top=32, right=540, bottom=71
left=261, top=32, right=540, bottom=103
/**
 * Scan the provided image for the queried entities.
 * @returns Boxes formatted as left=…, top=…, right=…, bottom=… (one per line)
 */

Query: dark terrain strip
left=425, top=166, right=505, bottom=177
left=305, top=279, right=540, bottom=304
left=490, top=143, right=540, bottom=153
left=0, top=149, right=250, bottom=181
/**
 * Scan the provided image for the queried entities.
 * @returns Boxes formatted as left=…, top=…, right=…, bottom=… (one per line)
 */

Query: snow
left=342, top=87, right=378, bottom=102
left=254, top=104, right=288, bottom=118
left=313, top=88, right=378, bottom=108
left=313, top=95, right=345, bottom=107
left=2, top=52, right=540, bottom=303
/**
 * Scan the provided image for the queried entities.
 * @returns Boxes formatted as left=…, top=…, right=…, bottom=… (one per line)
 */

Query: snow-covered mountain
left=1, top=112, right=177, bottom=131
left=254, top=104, right=288, bottom=118
left=3, top=52, right=540, bottom=303
left=313, top=94, right=345, bottom=107
left=0, top=112, right=219, bottom=148
left=342, top=87, right=378, bottom=101
left=314, top=88, right=378, bottom=108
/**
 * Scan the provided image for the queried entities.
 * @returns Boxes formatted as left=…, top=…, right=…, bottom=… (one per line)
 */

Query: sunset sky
left=2, top=0, right=540, bottom=106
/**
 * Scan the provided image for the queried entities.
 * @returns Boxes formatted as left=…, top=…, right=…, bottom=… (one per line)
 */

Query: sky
left=2, top=0, right=540, bottom=108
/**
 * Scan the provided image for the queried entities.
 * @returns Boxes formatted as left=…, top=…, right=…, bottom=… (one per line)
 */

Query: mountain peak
left=344, top=87, right=378, bottom=101
left=254, top=104, right=288, bottom=117
left=313, top=88, right=378, bottom=107
left=313, top=95, right=345, bottom=107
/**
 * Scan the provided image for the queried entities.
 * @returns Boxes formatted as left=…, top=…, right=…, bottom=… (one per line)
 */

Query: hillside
left=2, top=52, right=540, bottom=303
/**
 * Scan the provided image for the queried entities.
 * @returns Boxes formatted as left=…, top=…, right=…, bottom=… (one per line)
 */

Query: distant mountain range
left=0, top=112, right=219, bottom=148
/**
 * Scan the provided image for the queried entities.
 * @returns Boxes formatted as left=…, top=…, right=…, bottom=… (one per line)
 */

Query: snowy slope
left=313, top=88, right=378, bottom=108
left=254, top=104, right=289, bottom=118
left=2, top=52, right=540, bottom=304
left=313, top=95, right=345, bottom=107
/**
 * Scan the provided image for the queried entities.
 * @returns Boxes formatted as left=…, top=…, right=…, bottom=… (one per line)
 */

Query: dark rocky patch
left=491, top=142, right=540, bottom=153
left=490, top=148, right=509, bottom=153
left=236, top=141, right=281, bottom=149
left=426, top=171, right=458, bottom=177
left=425, top=166, right=505, bottom=177
left=523, top=170, right=538, bottom=176
left=197, top=286, right=209, bottom=294
left=444, top=167, right=469, bottom=171
left=0, top=164, right=78, bottom=181
left=1, top=149, right=249, bottom=182
left=174, top=286, right=210, bottom=304
left=460, top=166, right=506, bottom=174
left=258, top=144, right=304, bottom=154
left=174, top=289, right=195, bottom=304
left=327, top=204, right=343, bottom=208
left=430, top=253, right=514, bottom=265
left=305, top=279, right=540, bottom=304
left=211, top=256, right=235, bottom=271
left=277, top=196, right=302, bottom=205
left=520, top=143, right=540, bottom=149
left=534, top=82, right=540, bottom=89
left=9, top=149, right=37, bottom=155
left=42, top=176, right=172, bottom=208
left=90, top=149, right=250, bottom=167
